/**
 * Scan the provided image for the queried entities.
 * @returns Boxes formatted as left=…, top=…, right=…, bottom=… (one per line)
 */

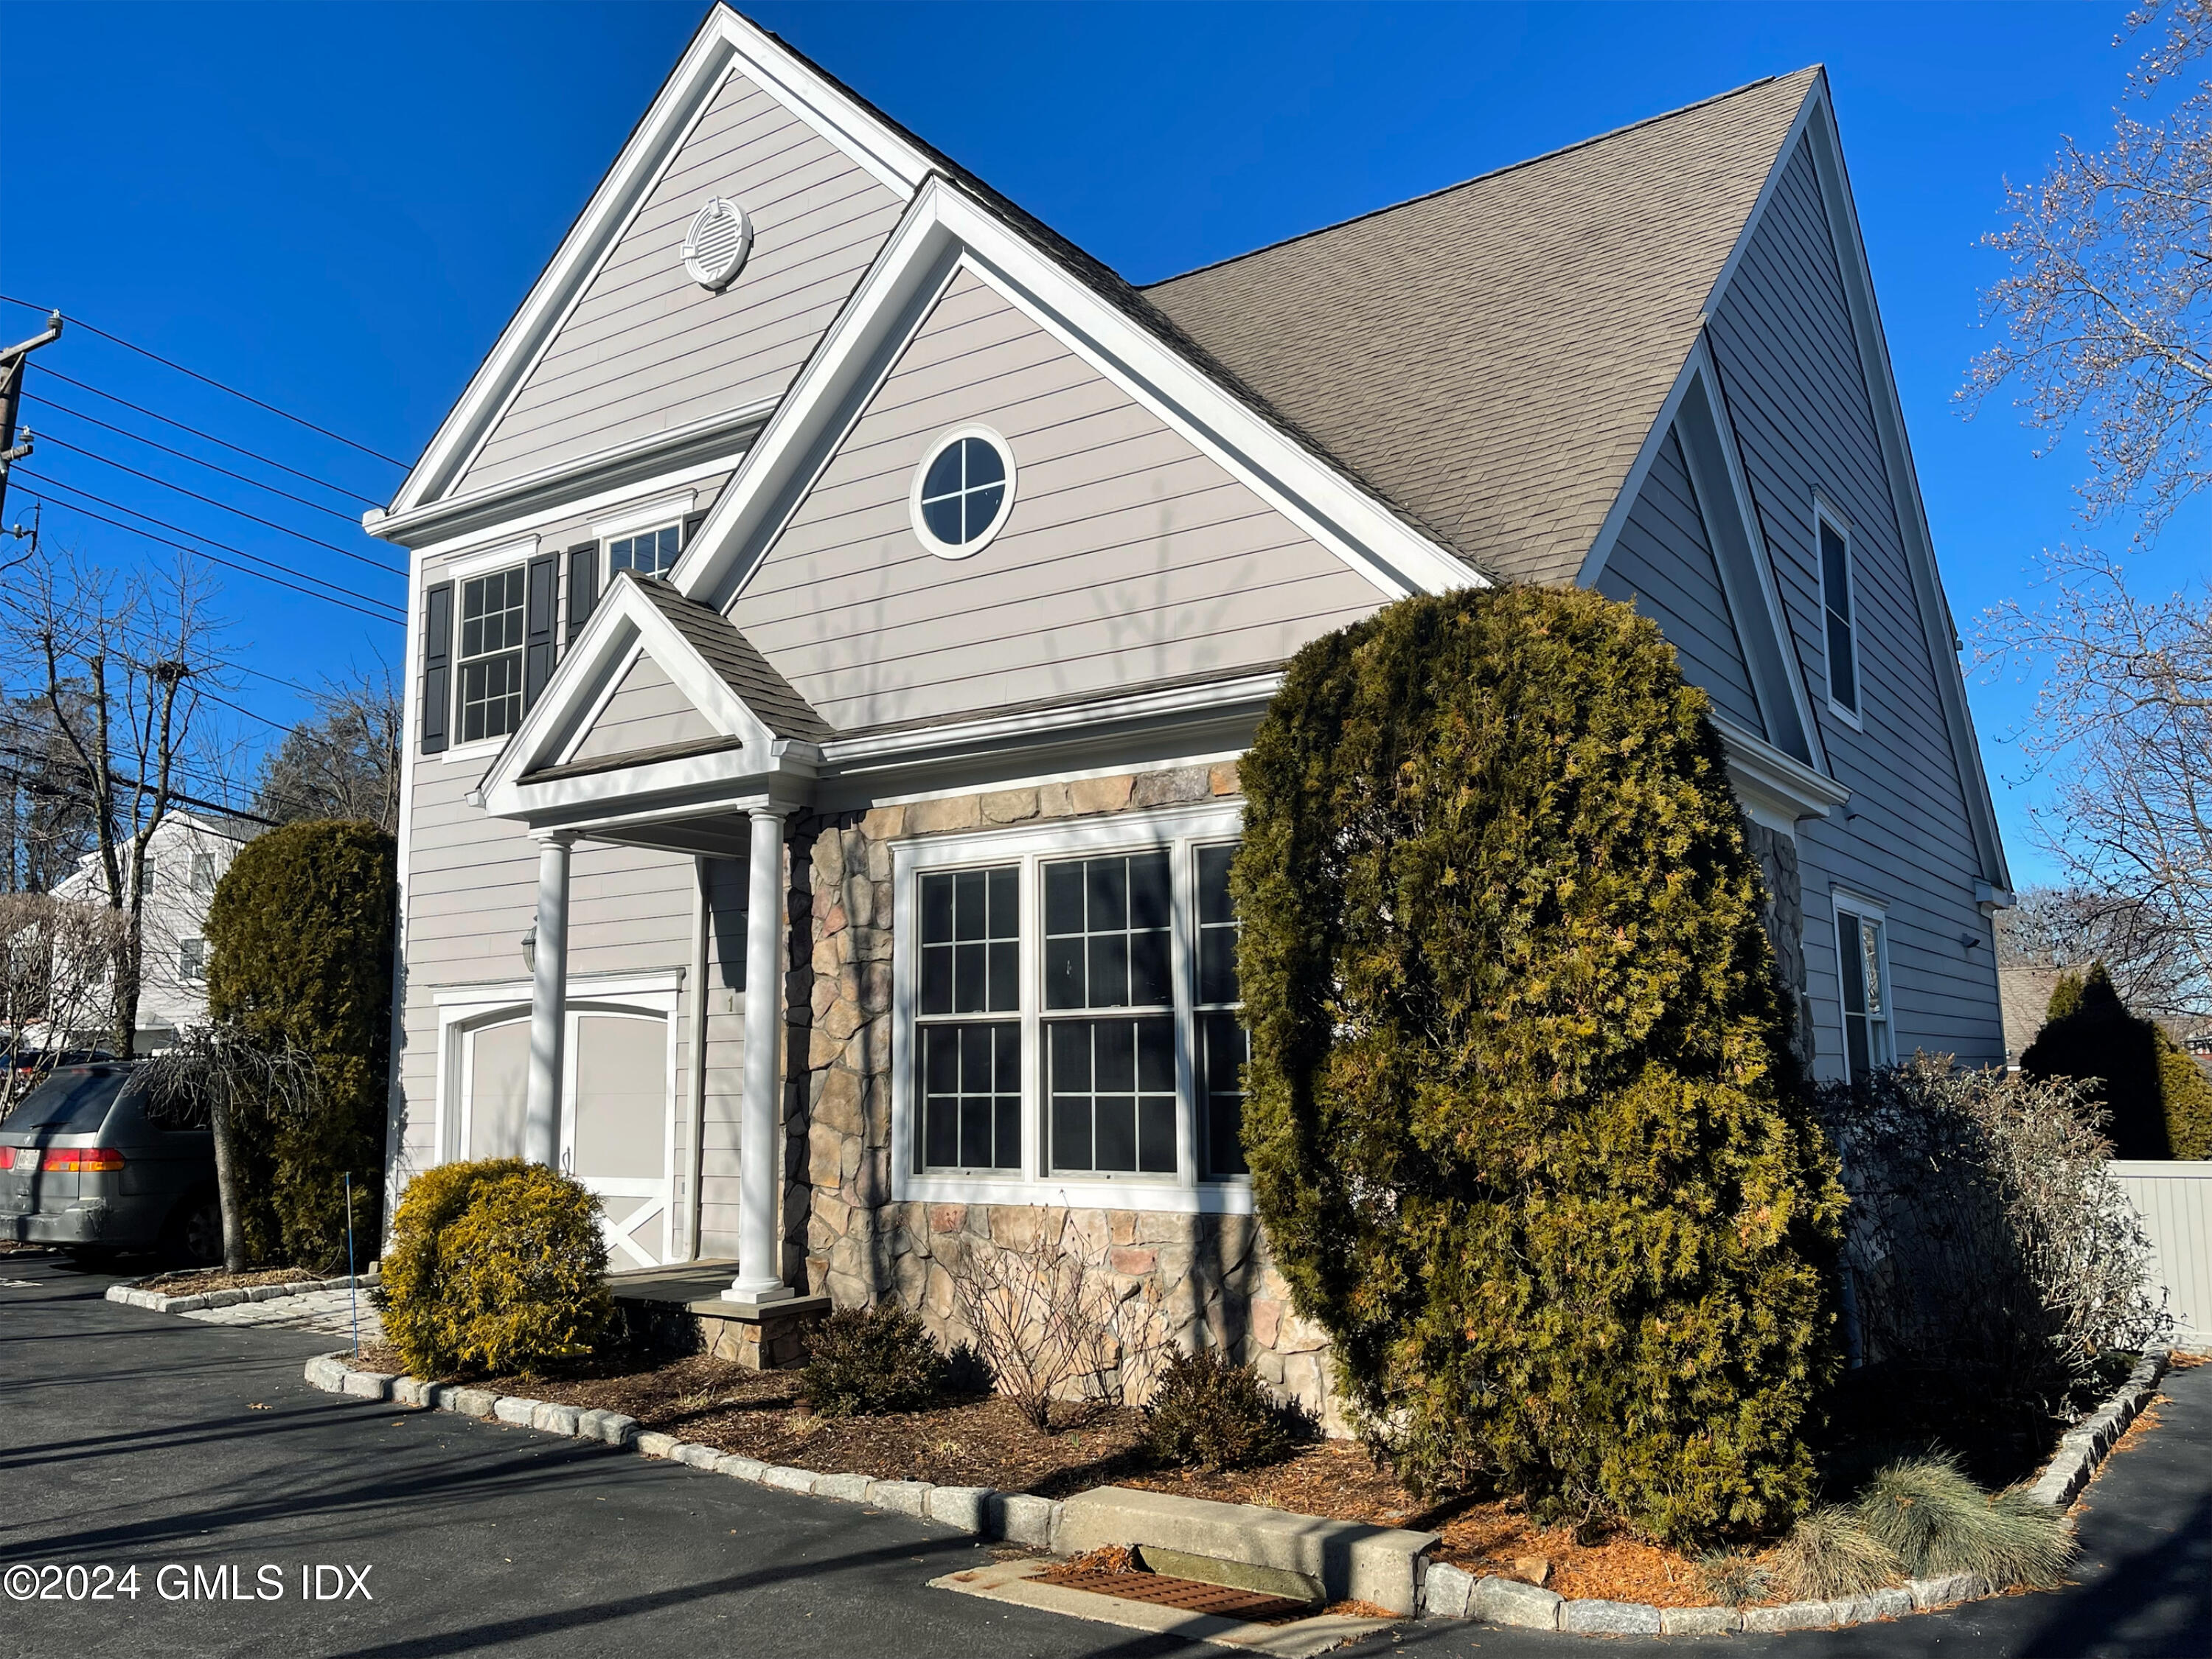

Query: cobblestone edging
left=1423, top=1347, right=2171, bottom=1635
left=298, top=1352, right=1063, bottom=1548
left=107, top=1266, right=379, bottom=1315
left=301, top=1346, right=2170, bottom=1636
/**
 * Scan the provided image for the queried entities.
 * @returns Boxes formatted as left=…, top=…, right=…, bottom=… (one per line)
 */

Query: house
left=49, top=810, right=248, bottom=1050
left=370, top=7, right=2011, bottom=1411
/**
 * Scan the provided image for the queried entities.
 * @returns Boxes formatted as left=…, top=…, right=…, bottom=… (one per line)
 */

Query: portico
left=479, top=568, right=831, bottom=1312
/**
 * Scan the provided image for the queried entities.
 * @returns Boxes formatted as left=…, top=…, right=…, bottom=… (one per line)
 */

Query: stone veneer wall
left=776, top=761, right=1346, bottom=1431
left=1742, top=819, right=1812, bottom=1068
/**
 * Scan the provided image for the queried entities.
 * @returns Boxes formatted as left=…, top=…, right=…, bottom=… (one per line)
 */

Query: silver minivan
left=0, top=1065, right=220, bottom=1262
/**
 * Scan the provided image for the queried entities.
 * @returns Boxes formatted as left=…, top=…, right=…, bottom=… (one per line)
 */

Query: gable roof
left=1144, top=69, right=1822, bottom=585
left=625, top=572, right=830, bottom=740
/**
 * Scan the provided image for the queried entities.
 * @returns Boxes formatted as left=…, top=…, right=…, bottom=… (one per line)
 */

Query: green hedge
left=2021, top=963, right=2212, bottom=1159
left=205, top=818, right=395, bottom=1267
left=1234, top=584, right=1845, bottom=1546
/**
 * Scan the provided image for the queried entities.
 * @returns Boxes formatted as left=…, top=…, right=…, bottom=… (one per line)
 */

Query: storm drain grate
left=1032, top=1563, right=1313, bottom=1623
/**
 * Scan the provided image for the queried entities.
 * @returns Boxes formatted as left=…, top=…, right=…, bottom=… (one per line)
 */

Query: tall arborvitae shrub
left=205, top=819, right=397, bottom=1267
left=1235, top=585, right=1846, bottom=1547
left=2021, top=961, right=2212, bottom=1159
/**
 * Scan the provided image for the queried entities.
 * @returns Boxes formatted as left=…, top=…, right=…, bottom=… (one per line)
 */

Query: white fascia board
left=411, top=453, right=747, bottom=565
left=389, top=21, right=748, bottom=515
left=676, top=178, right=1478, bottom=613
left=386, top=4, right=934, bottom=522
left=476, top=577, right=768, bottom=807
left=1716, top=717, right=1851, bottom=833
left=1793, top=86, right=2012, bottom=894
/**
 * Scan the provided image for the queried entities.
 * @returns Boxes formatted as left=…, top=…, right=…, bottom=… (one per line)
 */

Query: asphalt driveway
left=1, top=1253, right=2204, bottom=1659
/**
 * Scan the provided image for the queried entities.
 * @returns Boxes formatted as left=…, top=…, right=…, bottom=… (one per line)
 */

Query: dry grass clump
left=1855, top=1455, right=2076, bottom=1587
left=1773, top=1506, right=1902, bottom=1599
left=1696, top=1552, right=1776, bottom=1607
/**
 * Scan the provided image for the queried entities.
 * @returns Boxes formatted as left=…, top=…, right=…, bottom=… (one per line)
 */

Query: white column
left=524, top=830, right=575, bottom=1170
left=725, top=806, right=792, bottom=1305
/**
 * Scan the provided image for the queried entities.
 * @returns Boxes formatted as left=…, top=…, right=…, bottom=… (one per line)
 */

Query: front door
left=563, top=1009, right=672, bottom=1269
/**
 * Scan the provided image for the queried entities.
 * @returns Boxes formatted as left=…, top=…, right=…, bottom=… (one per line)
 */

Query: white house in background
left=51, top=810, right=249, bottom=1050
left=370, top=7, right=2013, bottom=1407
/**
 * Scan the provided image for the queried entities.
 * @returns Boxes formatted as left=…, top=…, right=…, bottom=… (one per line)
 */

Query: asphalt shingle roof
left=1142, top=69, right=1822, bottom=585
left=624, top=572, right=833, bottom=741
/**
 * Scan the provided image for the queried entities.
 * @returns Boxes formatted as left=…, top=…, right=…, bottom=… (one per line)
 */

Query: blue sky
left=1, top=1, right=2198, bottom=879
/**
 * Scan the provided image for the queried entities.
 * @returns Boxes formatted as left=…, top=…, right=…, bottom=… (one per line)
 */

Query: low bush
left=1695, top=1553, right=1775, bottom=1608
left=801, top=1306, right=949, bottom=1418
left=1143, top=1349, right=1297, bottom=1472
left=380, top=1159, right=613, bottom=1378
left=1854, top=1456, right=2076, bottom=1588
left=1772, top=1506, right=1901, bottom=1600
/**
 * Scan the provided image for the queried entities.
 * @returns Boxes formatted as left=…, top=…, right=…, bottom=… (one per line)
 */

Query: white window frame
left=1815, top=496, right=1863, bottom=731
left=604, top=520, right=685, bottom=583
left=452, top=560, right=530, bottom=754
left=178, top=937, right=204, bottom=983
left=908, top=425, right=1017, bottom=560
left=1830, top=890, right=1895, bottom=1082
left=891, top=803, right=1253, bottom=1214
left=189, top=849, right=218, bottom=894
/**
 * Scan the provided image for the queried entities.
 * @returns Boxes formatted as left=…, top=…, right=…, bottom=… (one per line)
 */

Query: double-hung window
left=896, top=806, right=1251, bottom=1208
left=1834, top=897, right=1893, bottom=1081
left=456, top=566, right=527, bottom=743
left=608, top=523, right=681, bottom=579
left=1818, top=504, right=1860, bottom=723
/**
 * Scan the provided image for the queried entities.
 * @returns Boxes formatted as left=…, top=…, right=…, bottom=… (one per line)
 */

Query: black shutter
left=566, top=540, right=599, bottom=644
left=682, top=512, right=705, bottom=562
left=523, top=550, right=560, bottom=708
left=420, top=580, right=453, bottom=754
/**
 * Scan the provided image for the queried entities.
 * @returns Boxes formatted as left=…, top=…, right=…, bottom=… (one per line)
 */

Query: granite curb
left=298, top=1344, right=2170, bottom=1637
left=108, top=1265, right=379, bottom=1315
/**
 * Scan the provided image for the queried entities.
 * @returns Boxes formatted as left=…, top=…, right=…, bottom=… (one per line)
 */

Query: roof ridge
left=1142, top=66, right=1822, bottom=292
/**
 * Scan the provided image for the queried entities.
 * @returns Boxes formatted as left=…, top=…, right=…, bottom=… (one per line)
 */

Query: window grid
left=456, top=567, right=526, bottom=744
left=918, top=435, right=1008, bottom=549
left=609, top=524, right=681, bottom=578
left=1043, top=851, right=1176, bottom=1176
left=1836, top=905, right=1892, bottom=1081
left=1192, top=842, right=1249, bottom=1178
left=914, top=866, right=1021, bottom=1172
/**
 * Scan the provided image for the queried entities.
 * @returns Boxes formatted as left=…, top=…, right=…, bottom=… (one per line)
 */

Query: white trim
left=890, top=804, right=1250, bottom=1213
left=1829, top=887, right=1896, bottom=1079
left=678, top=183, right=1475, bottom=616
left=908, top=424, right=1017, bottom=559
left=433, top=968, right=687, bottom=1010
left=385, top=3, right=932, bottom=518
left=594, top=492, right=698, bottom=542
left=443, top=537, right=538, bottom=585
left=411, top=455, right=742, bottom=563
left=824, top=674, right=1284, bottom=771
left=1814, top=493, right=1865, bottom=731
left=438, top=734, right=509, bottom=769
left=1715, top=717, right=1850, bottom=834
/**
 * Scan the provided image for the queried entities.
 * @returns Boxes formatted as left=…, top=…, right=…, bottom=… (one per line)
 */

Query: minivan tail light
left=38, top=1148, right=125, bottom=1172
left=0, top=1146, right=14, bottom=1169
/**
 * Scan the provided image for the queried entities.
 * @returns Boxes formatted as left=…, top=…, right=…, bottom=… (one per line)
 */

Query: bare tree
left=4, top=555, right=229, bottom=1057
left=1964, top=1, right=2211, bottom=532
left=138, top=1023, right=319, bottom=1273
left=0, top=892, right=128, bottom=1113
left=1980, top=547, right=2211, bottom=1014
left=2000, top=883, right=2205, bottom=1016
left=252, top=664, right=401, bottom=832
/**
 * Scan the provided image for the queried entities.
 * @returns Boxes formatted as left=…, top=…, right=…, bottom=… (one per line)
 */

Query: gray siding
left=568, top=650, right=718, bottom=764
left=1597, top=425, right=1764, bottom=736
left=457, top=67, right=907, bottom=495
left=726, top=268, right=1388, bottom=732
left=1708, top=137, right=2003, bottom=1074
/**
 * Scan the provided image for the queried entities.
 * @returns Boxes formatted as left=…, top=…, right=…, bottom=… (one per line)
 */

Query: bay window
left=894, top=805, right=1251, bottom=1209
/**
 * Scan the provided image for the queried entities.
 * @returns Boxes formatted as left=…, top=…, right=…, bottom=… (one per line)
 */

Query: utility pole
left=0, top=310, right=64, bottom=523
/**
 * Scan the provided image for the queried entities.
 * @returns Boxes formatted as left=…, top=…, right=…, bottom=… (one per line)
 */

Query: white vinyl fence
left=2110, top=1160, right=2212, bottom=1352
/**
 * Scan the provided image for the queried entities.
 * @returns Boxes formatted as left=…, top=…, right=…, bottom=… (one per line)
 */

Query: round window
left=909, top=427, right=1016, bottom=558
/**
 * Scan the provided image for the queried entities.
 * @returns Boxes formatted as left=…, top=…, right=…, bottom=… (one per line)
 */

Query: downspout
left=686, top=855, right=712, bottom=1262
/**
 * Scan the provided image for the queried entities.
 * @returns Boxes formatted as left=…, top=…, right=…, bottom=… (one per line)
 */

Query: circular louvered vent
left=681, top=198, right=753, bottom=291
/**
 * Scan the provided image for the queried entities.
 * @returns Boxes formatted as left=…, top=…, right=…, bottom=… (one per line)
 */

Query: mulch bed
left=139, top=1266, right=323, bottom=1295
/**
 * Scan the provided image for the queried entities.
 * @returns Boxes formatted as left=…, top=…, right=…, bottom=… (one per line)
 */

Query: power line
left=25, top=392, right=367, bottom=523
left=35, top=369, right=383, bottom=506
left=37, top=434, right=406, bottom=576
left=0, top=294, right=411, bottom=469
left=10, top=477, right=405, bottom=625
left=0, top=740, right=279, bottom=827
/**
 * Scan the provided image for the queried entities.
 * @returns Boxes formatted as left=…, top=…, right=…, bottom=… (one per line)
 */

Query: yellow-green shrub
left=380, top=1159, right=613, bottom=1378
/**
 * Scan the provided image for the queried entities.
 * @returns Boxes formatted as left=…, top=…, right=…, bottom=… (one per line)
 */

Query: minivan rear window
left=6, top=1068, right=131, bottom=1132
